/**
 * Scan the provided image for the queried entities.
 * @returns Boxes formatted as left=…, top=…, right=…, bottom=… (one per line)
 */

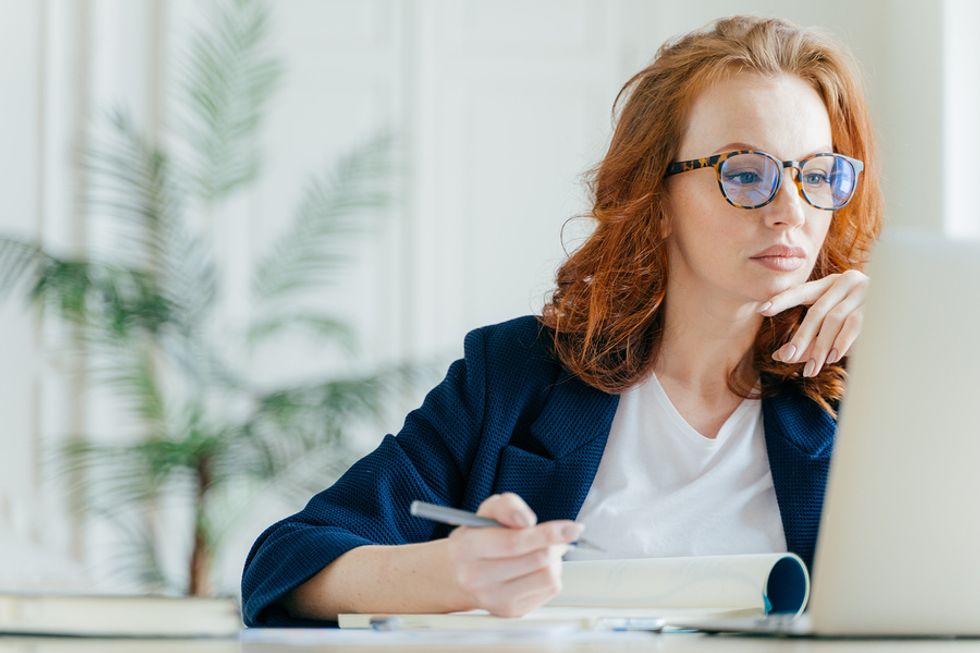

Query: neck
left=652, top=280, right=763, bottom=400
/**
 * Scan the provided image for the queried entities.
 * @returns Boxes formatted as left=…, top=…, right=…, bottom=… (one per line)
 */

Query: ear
left=656, top=192, right=673, bottom=239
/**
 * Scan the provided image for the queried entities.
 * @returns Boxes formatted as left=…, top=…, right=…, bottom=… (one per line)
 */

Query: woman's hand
left=446, top=492, right=583, bottom=618
left=758, top=269, right=870, bottom=377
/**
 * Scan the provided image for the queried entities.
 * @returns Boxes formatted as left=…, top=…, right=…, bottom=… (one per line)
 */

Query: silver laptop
left=687, top=229, right=980, bottom=638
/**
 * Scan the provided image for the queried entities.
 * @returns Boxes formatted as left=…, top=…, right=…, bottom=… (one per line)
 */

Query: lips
left=751, top=244, right=806, bottom=259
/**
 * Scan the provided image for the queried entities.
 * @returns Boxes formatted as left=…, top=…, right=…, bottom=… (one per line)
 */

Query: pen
left=409, top=500, right=606, bottom=553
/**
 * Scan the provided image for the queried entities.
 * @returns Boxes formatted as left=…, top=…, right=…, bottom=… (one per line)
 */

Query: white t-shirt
left=564, top=372, right=786, bottom=561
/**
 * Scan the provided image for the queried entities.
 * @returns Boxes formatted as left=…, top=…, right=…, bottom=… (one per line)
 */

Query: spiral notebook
left=338, top=552, right=808, bottom=631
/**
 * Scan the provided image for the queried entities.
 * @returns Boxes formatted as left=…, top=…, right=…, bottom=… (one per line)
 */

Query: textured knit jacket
left=241, top=315, right=838, bottom=627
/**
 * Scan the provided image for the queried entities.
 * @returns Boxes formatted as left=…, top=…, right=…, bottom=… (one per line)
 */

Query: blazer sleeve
left=240, top=325, right=490, bottom=627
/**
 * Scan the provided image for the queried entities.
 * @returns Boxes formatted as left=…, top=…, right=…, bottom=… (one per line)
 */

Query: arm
left=241, top=318, right=575, bottom=625
left=281, top=539, right=469, bottom=620
left=241, top=326, right=489, bottom=626
left=281, top=494, right=581, bottom=621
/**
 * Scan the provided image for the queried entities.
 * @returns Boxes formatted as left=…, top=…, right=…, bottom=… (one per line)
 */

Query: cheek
left=674, top=192, right=746, bottom=255
left=670, top=179, right=743, bottom=240
left=806, top=213, right=834, bottom=258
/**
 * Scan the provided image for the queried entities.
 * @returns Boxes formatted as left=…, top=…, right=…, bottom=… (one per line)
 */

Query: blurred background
left=1, top=0, right=977, bottom=600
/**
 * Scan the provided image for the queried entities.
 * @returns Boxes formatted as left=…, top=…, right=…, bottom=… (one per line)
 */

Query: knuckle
left=499, top=492, right=523, bottom=510
left=828, top=307, right=849, bottom=322
left=477, top=494, right=501, bottom=514
left=528, top=526, right=550, bottom=547
left=548, top=522, right=570, bottom=542
left=501, top=532, right=524, bottom=557
left=532, top=549, right=551, bottom=568
left=843, top=313, right=861, bottom=328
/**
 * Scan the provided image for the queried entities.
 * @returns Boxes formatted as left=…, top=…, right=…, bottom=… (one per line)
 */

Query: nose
left=763, top=167, right=807, bottom=229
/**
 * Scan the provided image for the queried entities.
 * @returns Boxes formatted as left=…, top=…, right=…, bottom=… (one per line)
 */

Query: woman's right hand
left=445, top=492, right=584, bottom=618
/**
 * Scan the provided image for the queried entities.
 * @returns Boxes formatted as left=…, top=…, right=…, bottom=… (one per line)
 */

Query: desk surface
left=2, top=633, right=980, bottom=652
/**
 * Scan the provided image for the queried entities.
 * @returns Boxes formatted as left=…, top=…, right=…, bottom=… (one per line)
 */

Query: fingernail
left=561, top=523, right=585, bottom=541
left=758, top=301, right=772, bottom=313
left=512, top=511, right=534, bottom=527
left=828, top=348, right=839, bottom=364
left=783, top=344, right=797, bottom=362
left=803, top=359, right=816, bottom=377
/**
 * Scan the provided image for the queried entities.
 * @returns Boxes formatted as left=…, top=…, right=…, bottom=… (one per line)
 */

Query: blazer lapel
left=520, top=370, right=620, bottom=522
left=761, top=386, right=837, bottom=571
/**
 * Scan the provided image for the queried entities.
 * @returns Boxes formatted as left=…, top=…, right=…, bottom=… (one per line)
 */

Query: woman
left=241, top=15, right=882, bottom=626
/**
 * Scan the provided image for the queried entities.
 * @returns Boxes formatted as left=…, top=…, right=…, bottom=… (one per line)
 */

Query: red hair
left=539, top=15, right=884, bottom=418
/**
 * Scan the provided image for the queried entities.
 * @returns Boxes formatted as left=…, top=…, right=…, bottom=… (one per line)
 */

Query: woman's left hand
left=758, top=269, right=870, bottom=377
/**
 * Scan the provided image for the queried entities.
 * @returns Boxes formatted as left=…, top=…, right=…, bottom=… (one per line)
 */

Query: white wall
left=944, top=0, right=980, bottom=238
left=2, top=0, right=976, bottom=596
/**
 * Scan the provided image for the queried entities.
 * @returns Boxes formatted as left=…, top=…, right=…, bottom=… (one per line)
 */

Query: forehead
left=677, top=72, right=833, bottom=160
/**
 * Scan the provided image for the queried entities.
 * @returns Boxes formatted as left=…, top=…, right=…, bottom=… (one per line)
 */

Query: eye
left=724, top=171, right=763, bottom=185
left=803, top=171, right=830, bottom=185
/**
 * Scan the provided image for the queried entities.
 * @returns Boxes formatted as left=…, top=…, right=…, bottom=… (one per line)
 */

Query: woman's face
left=665, top=72, right=834, bottom=307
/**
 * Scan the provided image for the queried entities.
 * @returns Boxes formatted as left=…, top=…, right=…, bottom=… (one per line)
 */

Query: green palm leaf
left=175, top=0, right=283, bottom=203
left=216, top=358, right=439, bottom=487
left=2, top=243, right=177, bottom=339
left=252, top=132, right=398, bottom=303
left=0, top=237, right=44, bottom=302
left=85, top=110, right=216, bottom=335
left=246, top=312, right=357, bottom=352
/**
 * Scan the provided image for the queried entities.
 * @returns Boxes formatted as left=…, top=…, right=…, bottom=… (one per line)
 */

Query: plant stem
left=188, top=456, right=212, bottom=596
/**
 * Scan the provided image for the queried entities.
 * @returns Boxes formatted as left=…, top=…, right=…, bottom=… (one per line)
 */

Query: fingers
left=462, top=548, right=565, bottom=618
left=802, top=285, right=865, bottom=375
left=759, top=274, right=838, bottom=315
left=769, top=274, right=850, bottom=362
left=476, top=491, right=537, bottom=528
left=827, top=312, right=862, bottom=364
left=767, top=270, right=868, bottom=376
left=491, top=562, right=565, bottom=617
left=452, top=519, right=583, bottom=559
left=460, top=543, right=568, bottom=590
left=447, top=492, right=581, bottom=618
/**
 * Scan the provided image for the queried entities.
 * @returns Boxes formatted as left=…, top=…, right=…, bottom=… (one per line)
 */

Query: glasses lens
left=719, top=153, right=780, bottom=207
left=801, top=155, right=857, bottom=209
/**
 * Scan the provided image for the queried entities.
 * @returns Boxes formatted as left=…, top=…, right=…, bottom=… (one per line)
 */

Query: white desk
left=3, top=633, right=980, bottom=652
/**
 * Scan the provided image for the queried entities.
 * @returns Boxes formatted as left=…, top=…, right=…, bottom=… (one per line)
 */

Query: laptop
left=684, top=229, right=980, bottom=638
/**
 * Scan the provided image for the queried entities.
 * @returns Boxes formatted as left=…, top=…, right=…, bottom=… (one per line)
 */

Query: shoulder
left=460, top=314, right=566, bottom=411
left=470, top=314, right=553, bottom=357
left=464, top=315, right=561, bottom=378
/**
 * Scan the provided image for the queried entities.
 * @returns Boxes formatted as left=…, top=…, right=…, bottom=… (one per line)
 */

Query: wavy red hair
left=538, top=15, right=884, bottom=418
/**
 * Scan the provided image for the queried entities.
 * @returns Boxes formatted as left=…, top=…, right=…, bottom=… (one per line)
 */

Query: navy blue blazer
left=241, top=315, right=838, bottom=627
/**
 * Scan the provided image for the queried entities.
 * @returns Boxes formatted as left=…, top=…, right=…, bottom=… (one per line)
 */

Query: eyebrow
left=711, top=141, right=834, bottom=158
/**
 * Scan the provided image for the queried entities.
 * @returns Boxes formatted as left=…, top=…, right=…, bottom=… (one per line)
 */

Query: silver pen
left=409, top=500, right=605, bottom=552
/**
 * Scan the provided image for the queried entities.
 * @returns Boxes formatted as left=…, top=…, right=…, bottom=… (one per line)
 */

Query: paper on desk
left=242, top=626, right=656, bottom=645
left=338, top=552, right=809, bottom=631
left=553, top=552, right=810, bottom=618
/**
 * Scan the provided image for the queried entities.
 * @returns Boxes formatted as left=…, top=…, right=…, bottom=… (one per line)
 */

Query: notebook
left=0, top=593, right=242, bottom=638
left=338, top=552, right=808, bottom=631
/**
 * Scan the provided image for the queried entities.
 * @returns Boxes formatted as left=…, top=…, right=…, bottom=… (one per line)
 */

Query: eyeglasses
left=664, top=150, right=864, bottom=210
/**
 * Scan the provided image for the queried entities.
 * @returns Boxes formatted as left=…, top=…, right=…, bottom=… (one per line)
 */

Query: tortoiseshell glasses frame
left=664, top=149, right=865, bottom=210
